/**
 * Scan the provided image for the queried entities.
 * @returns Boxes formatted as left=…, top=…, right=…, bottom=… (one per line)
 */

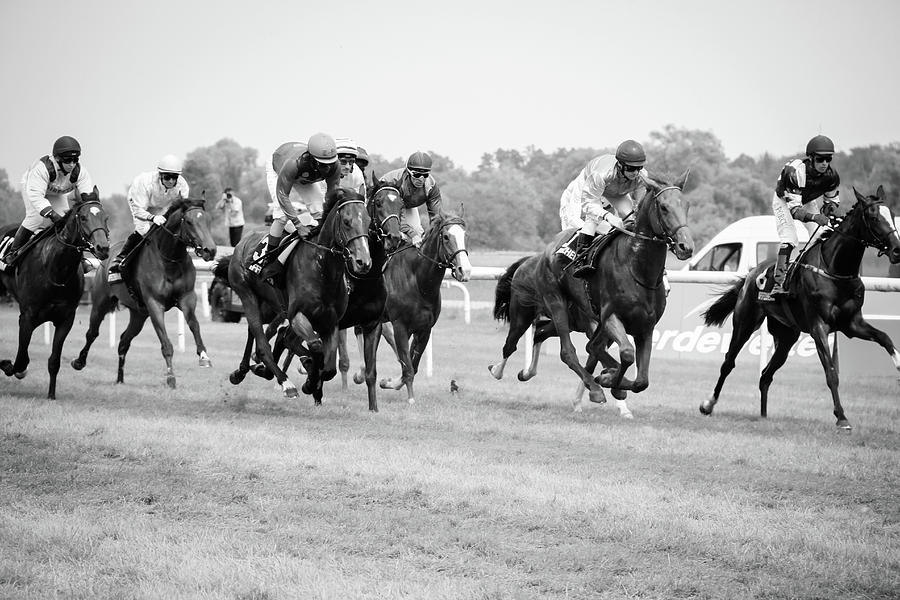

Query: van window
left=757, top=242, right=779, bottom=266
left=691, top=242, right=741, bottom=272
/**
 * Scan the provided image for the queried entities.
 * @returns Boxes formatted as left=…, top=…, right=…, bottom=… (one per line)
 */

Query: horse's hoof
left=611, top=388, right=627, bottom=400
left=301, top=381, right=313, bottom=395
left=283, top=387, right=298, bottom=399
left=252, top=364, right=274, bottom=380
left=71, top=358, right=85, bottom=371
left=14, top=370, right=27, bottom=380
left=0, top=360, right=13, bottom=376
left=353, top=373, right=364, bottom=385
left=228, top=371, right=246, bottom=385
left=620, top=411, right=635, bottom=420
left=407, top=397, right=415, bottom=405
left=517, top=370, right=534, bottom=382
left=378, top=378, right=390, bottom=389
left=487, top=364, right=501, bottom=380
left=588, top=388, right=607, bottom=404
left=307, top=338, right=323, bottom=353
left=198, top=358, right=212, bottom=368
left=166, top=375, right=176, bottom=389
left=595, top=369, right=617, bottom=388
left=836, top=420, right=853, bottom=431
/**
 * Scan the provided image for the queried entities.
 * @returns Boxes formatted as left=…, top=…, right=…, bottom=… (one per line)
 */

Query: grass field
left=2, top=260, right=899, bottom=599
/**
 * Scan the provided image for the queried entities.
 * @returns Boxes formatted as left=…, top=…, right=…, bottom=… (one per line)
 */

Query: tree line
left=1, top=125, right=899, bottom=249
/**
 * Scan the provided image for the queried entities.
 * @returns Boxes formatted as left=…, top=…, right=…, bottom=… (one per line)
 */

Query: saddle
left=579, top=230, right=623, bottom=271
left=0, top=226, right=57, bottom=265
left=254, top=231, right=303, bottom=283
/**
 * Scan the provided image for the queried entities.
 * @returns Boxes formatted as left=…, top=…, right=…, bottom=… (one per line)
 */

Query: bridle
left=302, top=198, right=369, bottom=267
left=55, top=199, right=108, bottom=257
left=416, top=217, right=469, bottom=270
left=803, top=200, right=896, bottom=280
left=158, top=201, right=210, bottom=256
left=368, top=186, right=402, bottom=244
left=616, top=185, right=689, bottom=253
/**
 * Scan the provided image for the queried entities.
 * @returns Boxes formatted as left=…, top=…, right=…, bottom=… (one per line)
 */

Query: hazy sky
left=1, top=0, right=898, bottom=195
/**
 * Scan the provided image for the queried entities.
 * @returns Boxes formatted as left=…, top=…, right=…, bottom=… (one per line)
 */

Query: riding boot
left=554, top=232, right=580, bottom=266
left=759, top=245, right=792, bottom=302
left=249, top=234, right=283, bottom=275
left=0, top=226, right=35, bottom=272
left=108, top=231, right=143, bottom=283
left=571, top=233, right=598, bottom=278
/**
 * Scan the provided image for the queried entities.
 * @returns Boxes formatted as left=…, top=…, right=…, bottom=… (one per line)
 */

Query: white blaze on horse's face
left=90, top=206, right=101, bottom=216
left=447, top=223, right=472, bottom=281
left=878, top=206, right=900, bottom=243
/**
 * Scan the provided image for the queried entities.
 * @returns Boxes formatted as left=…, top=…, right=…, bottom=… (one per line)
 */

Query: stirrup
left=571, top=261, right=594, bottom=278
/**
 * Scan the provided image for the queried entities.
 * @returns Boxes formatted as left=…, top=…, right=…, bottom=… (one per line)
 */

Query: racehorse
left=71, top=196, right=217, bottom=388
left=0, top=188, right=109, bottom=398
left=227, top=188, right=371, bottom=403
left=332, top=178, right=403, bottom=411
left=379, top=211, right=472, bottom=403
left=489, top=171, right=693, bottom=414
left=701, top=186, right=900, bottom=430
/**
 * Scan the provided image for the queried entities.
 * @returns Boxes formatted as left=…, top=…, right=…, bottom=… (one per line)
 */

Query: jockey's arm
left=127, top=176, right=155, bottom=223
left=275, top=162, right=302, bottom=223
left=324, top=166, right=341, bottom=195
left=23, top=162, right=53, bottom=216
left=72, top=166, right=95, bottom=197
left=426, top=184, right=443, bottom=223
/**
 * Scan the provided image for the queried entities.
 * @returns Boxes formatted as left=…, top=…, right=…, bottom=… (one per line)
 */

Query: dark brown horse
left=701, top=186, right=900, bottom=430
left=71, top=196, right=217, bottom=388
left=379, top=211, right=472, bottom=403
left=489, top=171, right=693, bottom=414
left=227, top=188, right=371, bottom=404
left=0, top=188, right=110, bottom=398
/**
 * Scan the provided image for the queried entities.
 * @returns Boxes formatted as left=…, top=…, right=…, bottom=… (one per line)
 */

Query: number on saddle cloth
left=0, top=232, right=14, bottom=260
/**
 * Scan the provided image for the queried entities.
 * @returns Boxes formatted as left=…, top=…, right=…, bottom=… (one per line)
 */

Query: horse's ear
left=458, top=202, right=465, bottom=218
left=676, top=168, right=691, bottom=191
left=201, top=190, right=206, bottom=199
left=92, top=185, right=100, bottom=197
left=876, top=185, right=886, bottom=201
left=370, top=171, right=379, bottom=186
left=853, top=186, right=865, bottom=203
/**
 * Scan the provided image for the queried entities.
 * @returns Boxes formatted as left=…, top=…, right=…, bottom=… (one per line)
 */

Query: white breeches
left=773, top=193, right=819, bottom=246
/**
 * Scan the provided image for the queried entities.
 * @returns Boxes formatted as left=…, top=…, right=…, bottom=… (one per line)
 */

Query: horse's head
left=166, top=195, right=217, bottom=262
left=322, top=188, right=371, bottom=275
left=67, top=186, right=110, bottom=260
left=428, top=213, right=472, bottom=282
left=368, top=176, right=403, bottom=252
left=848, top=186, right=900, bottom=264
left=638, top=170, right=694, bottom=261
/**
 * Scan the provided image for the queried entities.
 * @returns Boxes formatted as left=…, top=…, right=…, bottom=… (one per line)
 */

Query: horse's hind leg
left=353, top=327, right=366, bottom=385
left=759, top=320, right=800, bottom=419
left=808, top=321, right=850, bottom=430
left=518, top=319, right=556, bottom=382
left=117, top=309, right=148, bottom=385
left=72, top=294, right=113, bottom=370
left=337, top=327, right=350, bottom=391
left=47, top=312, right=76, bottom=399
left=380, top=320, right=416, bottom=403
left=229, top=331, right=254, bottom=385
left=700, top=298, right=765, bottom=416
left=178, top=291, right=211, bottom=367
left=488, top=302, right=536, bottom=380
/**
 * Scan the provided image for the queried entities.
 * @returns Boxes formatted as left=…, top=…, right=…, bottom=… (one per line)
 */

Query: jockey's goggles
left=622, top=163, right=643, bottom=172
left=813, top=155, right=833, bottom=164
left=160, top=172, right=179, bottom=181
left=59, top=154, right=79, bottom=164
left=408, top=169, right=430, bottom=179
left=338, top=155, right=356, bottom=164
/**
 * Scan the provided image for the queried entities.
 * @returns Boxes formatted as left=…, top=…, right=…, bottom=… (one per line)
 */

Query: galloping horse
left=0, top=188, right=109, bottom=398
left=332, top=178, right=402, bottom=411
left=227, top=188, right=371, bottom=403
left=379, top=211, right=472, bottom=403
left=72, top=196, right=217, bottom=388
left=489, top=171, right=693, bottom=414
left=701, top=186, right=900, bottom=430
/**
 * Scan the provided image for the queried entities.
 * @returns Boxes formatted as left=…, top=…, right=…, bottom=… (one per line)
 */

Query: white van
left=684, top=215, right=900, bottom=277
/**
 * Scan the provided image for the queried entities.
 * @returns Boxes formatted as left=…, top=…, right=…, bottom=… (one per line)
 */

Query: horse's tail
left=494, top=256, right=531, bottom=322
left=212, top=255, right=231, bottom=285
left=702, top=277, right=746, bottom=327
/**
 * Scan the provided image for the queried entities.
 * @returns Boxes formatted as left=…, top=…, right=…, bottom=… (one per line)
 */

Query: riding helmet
left=157, top=154, right=183, bottom=174
left=805, top=135, right=835, bottom=156
left=307, top=133, right=338, bottom=163
left=52, top=136, right=81, bottom=158
left=406, top=151, right=433, bottom=171
left=615, top=139, right=646, bottom=167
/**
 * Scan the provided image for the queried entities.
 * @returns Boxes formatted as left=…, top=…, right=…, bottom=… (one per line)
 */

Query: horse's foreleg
left=759, top=321, right=800, bottom=419
left=353, top=327, right=366, bottom=385
left=1, top=311, right=36, bottom=379
left=362, top=323, right=381, bottom=412
left=380, top=320, right=415, bottom=403
left=46, top=312, right=76, bottom=399
left=547, top=297, right=604, bottom=404
left=72, top=294, right=112, bottom=370
left=144, top=301, right=176, bottom=389
left=228, top=331, right=254, bottom=385
left=843, top=314, right=900, bottom=379
left=571, top=353, right=599, bottom=413
left=337, top=327, right=350, bottom=391
left=519, top=320, right=558, bottom=382
left=178, top=292, right=211, bottom=368
left=116, top=310, right=148, bottom=384
left=809, top=322, right=848, bottom=430
left=245, top=300, right=294, bottom=397
left=488, top=301, right=536, bottom=381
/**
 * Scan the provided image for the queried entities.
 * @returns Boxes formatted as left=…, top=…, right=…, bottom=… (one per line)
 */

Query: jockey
left=0, top=136, right=94, bottom=273
left=378, top=151, right=443, bottom=245
left=355, top=147, right=370, bottom=176
left=335, top=137, right=366, bottom=196
left=557, top=139, right=648, bottom=278
left=250, top=132, right=340, bottom=274
left=759, top=134, right=840, bottom=301
left=108, top=154, right=190, bottom=283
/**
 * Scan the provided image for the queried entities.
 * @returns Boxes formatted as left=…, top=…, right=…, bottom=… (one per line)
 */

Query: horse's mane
left=162, top=196, right=203, bottom=218
left=320, top=188, right=364, bottom=224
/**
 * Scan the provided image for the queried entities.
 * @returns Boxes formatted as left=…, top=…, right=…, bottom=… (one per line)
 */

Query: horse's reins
left=53, top=200, right=107, bottom=257
left=300, top=199, right=369, bottom=267
left=611, top=185, right=688, bottom=252
left=369, top=187, right=402, bottom=244
left=414, top=220, right=469, bottom=271
left=800, top=204, right=893, bottom=281
left=157, top=203, right=208, bottom=260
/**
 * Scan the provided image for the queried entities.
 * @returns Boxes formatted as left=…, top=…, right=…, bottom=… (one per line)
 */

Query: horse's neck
left=148, top=225, right=186, bottom=262
left=415, top=233, right=446, bottom=285
left=811, top=220, right=866, bottom=277
left=628, top=209, right=667, bottom=278
left=38, top=227, right=82, bottom=278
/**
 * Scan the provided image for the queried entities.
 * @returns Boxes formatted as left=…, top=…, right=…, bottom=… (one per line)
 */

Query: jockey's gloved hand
left=40, top=208, right=63, bottom=223
left=152, top=215, right=167, bottom=227
left=290, top=218, right=310, bottom=238
left=812, top=214, right=830, bottom=227
left=821, top=201, right=837, bottom=217
left=603, top=213, right=624, bottom=229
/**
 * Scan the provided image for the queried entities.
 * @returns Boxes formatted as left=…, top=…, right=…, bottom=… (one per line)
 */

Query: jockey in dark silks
left=759, top=134, right=840, bottom=301
left=377, top=151, right=444, bottom=246
left=250, top=133, right=341, bottom=274
left=108, top=154, right=190, bottom=283
left=0, top=136, right=94, bottom=273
